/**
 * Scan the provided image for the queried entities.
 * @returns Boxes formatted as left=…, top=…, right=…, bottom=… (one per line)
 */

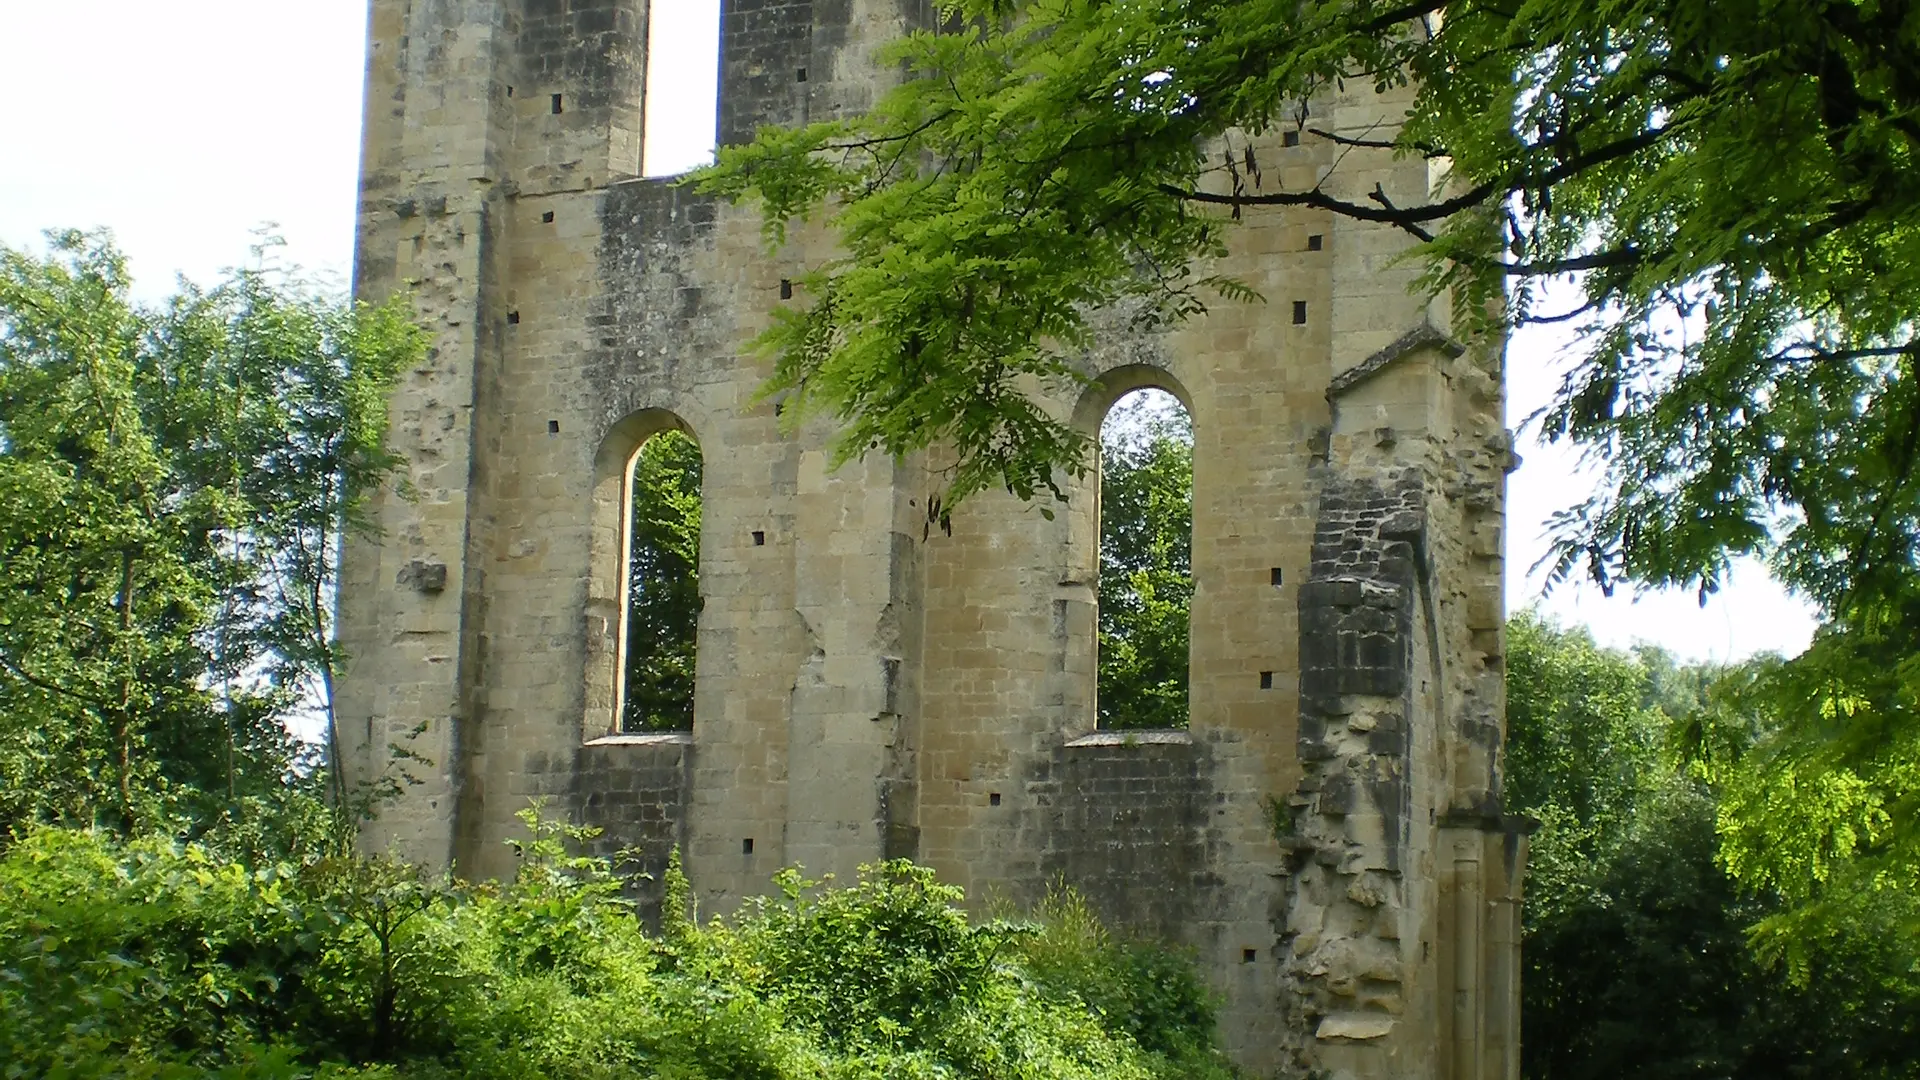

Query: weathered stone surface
left=338, top=5, right=1526, bottom=1078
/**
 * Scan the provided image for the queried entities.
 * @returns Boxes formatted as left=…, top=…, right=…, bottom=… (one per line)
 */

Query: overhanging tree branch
left=1156, top=178, right=1498, bottom=223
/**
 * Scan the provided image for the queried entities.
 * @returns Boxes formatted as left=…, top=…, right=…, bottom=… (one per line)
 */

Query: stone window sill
left=1063, top=729, right=1192, bottom=748
left=583, top=731, right=693, bottom=747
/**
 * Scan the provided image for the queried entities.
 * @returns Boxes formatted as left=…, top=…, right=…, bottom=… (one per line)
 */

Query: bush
left=1008, top=884, right=1227, bottom=1072
left=0, top=821, right=1238, bottom=1080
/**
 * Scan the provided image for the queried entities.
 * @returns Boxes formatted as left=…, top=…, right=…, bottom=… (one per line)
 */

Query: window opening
left=622, top=429, right=703, bottom=731
left=641, top=0, right=721, bottom=177
left=1096, top=387, right=1193, bottom=729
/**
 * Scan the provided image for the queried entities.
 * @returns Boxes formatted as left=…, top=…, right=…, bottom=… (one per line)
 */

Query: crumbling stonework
left=338, top=2, right=1527, bottom=1077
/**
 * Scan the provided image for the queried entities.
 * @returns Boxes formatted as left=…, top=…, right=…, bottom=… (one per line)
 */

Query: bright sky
left=0, top=1, right=1816, bottom=663
left=1507, top=311, right=1818, bottom=662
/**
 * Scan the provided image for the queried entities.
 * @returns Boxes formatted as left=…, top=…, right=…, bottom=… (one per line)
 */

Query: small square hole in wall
left=742, top=838, right=754, bottom=855
left=752, top=530, right=766, bottom=546
left=779, top=278, right=794, bottom=300
left=551, top=93, right=564, bottom=114
left=1292, top=300, right=1308, bottom=325
left=541, top=210, right=555, bottom=223
left=1307, top=233, right=1323, bottom=251
left=507, top=310, right=521, bottom=325
left=1283, top=129, right=1300, bottom=147
left=506, top=85, right=514, bottom=97
left=1260, top=671, right=1274, bottom=690
left=1243, top=948, right=1258, bottom=963
left=1270, top=567, right=1284, bottom=587
left=547, top=419, right=560, bottom=434
left=796, top=67, right=808, bottom=82
left=989, top=792, right=1002, bottom=807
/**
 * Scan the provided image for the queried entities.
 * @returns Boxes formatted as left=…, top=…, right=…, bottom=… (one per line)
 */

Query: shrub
left=0, top=826, right=1237, bottom=1080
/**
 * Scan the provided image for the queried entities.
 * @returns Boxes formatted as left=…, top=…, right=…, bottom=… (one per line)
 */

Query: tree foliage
left=1097, top=392, right=1193, bottom=730
left=1503, top=613, right=1667, bottom=925
left=699, top=0, right=1920, bottom=595
left=1507, top=613, right=1920, bottom=1080
left=0, top=231, right=421, bottom=845
left=698, top=0, right=1920, bottom=921
left=1681, top=615, right=1920, bottom=964
left=0, top=822, right=1235, bottom=1080
left=623, top=429, right=703, bottom=732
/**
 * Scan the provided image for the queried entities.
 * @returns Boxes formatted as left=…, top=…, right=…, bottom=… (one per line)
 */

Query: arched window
left=1096, top=388, right=1194, bottom=730
left=622, top=429, right=703, bottom=732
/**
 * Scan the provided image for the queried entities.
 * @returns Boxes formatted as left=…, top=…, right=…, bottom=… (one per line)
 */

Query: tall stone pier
left=337, top=2, right=1528, bottom=1076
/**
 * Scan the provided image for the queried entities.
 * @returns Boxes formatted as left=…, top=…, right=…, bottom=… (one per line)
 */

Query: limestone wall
left=339, top=3, right=1524, bottom=1077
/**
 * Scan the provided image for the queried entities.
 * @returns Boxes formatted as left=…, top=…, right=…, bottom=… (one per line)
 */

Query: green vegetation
left=1097, top=394, right=1192, bottom=730
left=623, top=429, right=703, bottom=733
left=0, top=235, right=1236, bottom=1080
left=698, top=0, right=1920, bottom=941
left=1506, top=614, right=1920, bottom=1079
left=0, top=231, right=421, bottom=850
left=11, top=5, right=1920, bottom=1052
left=0, top=812, right=1235, bottom=1080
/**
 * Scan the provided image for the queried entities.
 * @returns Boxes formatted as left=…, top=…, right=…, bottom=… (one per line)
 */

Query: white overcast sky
left=0, top=1, right=1816, bottom=663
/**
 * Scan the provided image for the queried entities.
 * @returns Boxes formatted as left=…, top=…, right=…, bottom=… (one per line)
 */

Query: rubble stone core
left=338, top=2, right=1527, bottom=1076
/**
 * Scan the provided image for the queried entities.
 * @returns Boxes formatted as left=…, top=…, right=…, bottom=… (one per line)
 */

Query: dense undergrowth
left=0, top=812, right=1236, bottom=1080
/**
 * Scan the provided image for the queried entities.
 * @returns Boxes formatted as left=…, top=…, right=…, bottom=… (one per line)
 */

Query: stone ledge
left=1063, top=729, right=1192, bottom=748
left=1326, top=323, right=1466, bottom=399
left=583, top=732, right=693, bottom=748
left=1316, top=1013, right=1396, bottom=1041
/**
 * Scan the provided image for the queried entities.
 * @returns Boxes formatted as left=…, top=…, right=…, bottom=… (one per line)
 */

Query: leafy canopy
left=1682, top=618, right=1920, bottom=960
left=0, top=230, right=422, bottom=846
left=698, top=0, right=1920, bottom=922
left=1505, top=614, right=1920, bottom=1080
left=700, top=0, right=1920, bottom=617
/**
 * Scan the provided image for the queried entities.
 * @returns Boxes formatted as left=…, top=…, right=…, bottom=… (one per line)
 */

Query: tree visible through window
left=623, top=430, right=702, bottom=732
left=1097, top=389, right=1193, bottom=730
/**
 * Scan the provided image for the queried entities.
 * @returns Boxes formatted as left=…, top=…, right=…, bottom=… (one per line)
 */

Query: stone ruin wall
left=336, top=1, right=1528, bottom=1076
